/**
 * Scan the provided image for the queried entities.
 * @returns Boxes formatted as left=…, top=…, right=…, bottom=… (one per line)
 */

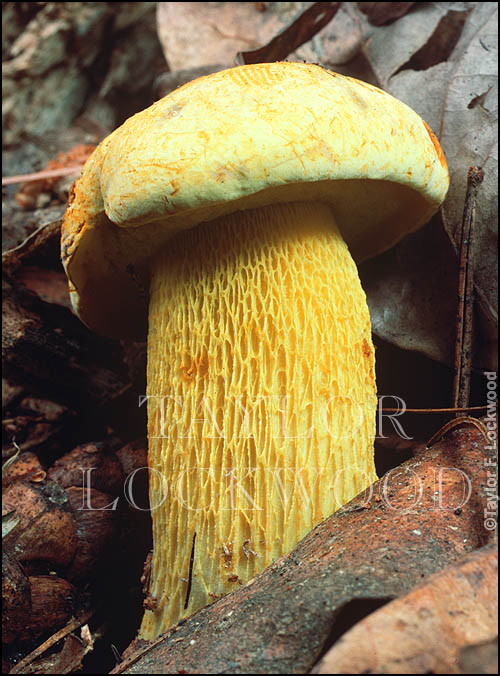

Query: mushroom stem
left=141, top=201, right=377, bottom=638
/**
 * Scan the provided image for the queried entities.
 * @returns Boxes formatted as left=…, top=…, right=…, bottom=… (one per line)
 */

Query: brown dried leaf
left=459, top=638, right=498, bottom=675
left=313, top=544, right=498, bottom=674
left=25, top=632, right=92, bottom=674
left=155, top=2, right=317, bottom=71
left=3, top=398, right=72, bottom=458
left=2, top=220, right=62, bottom=274
left=113, top=422, right=494, bottom=674
left=2, top=262, right=130, bottom=410
left=2, top=480, right=78, bottom=567
left=237, top=3, right=340, bottom=65
left=7, top=610, right=96, bottom=675
left=362, top=3, right=454, bottom=87
left=2, top=451, right=43, bottom=488
left=439, top=4, right=498, bottom=329
left=17, top=575, right=78, bottom=644
left=357, top=2, right=416, bottom=26
left=2, top=550, right=31, bottom=645
left=14, top=267, right=71, bottom=309
left=359, top=215, right=458, bottom=365
left=65, top=487, right=118, bottom=583
left=368, top=2, right=498, bottom=366
left=46, top=441, right=124, bottom=494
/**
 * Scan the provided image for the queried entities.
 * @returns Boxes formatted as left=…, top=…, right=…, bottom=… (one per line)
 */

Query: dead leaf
left=31, top=633, right=91, bottom=674
left=313, top=543, right=498, bottom=674
left=313, top=544, right=497, bottom=673
left=459, top=637, right=498, bottom=675
left=155, top=2, right=317, bottom=71
left=14, top=267, right=72, bottom=309
left=377, top=2, right=498, bottom=366
left=112, top=422, right=494, bottom=674
left=237, top=3, right=340, bottom=65
left=363, top=3, right=462, bottom=86
left=7, top=610, right=97, bottom=675
left=360, top=215, right=458, bottom=365
left=357, top=2, right=416, bottom=27
left=156, top=2, right=278, bottom=70
left=439, top=3, right=498, bottom=330
left=2, top=227, right=132, bottom=410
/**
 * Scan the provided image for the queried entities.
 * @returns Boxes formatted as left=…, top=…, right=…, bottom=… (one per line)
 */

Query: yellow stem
left=141, top=201, right=377, bottom=638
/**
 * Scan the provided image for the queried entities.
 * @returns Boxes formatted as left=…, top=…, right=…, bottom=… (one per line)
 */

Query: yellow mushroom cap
left=61, top=61, right=449, bottom=339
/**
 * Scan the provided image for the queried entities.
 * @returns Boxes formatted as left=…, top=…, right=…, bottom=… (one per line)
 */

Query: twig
left=382, top=405, right=490, bottom=414
left=452, top=166, right=484, bottom=413
left=2, top=165, right=84, bottom=187
left=9, top=609, right=93, bottom=674
left=425, top=169, right=486, bottom=450
left=426, top=416, right=489, bottom=448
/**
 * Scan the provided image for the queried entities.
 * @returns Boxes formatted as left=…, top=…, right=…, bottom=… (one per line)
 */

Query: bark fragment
left=113, top=422, right=494, bottom=674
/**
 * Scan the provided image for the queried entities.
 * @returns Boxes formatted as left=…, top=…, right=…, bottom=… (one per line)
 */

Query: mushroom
left=61, top=62, right=449, bottom=639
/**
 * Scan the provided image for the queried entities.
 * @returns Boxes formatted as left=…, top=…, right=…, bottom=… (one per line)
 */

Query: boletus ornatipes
left=61, top=62, right=449, bottom=638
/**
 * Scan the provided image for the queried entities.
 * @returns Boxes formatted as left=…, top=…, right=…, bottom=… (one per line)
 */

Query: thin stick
left=2, top=165, right=84, bottom=186
left=382, top=405, right=490, bottom=414
left=452, top=166, right=484, bottom=413
left=426, top=416, right=488, bottom=448
left=9, top=609, right=93, bottom=674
